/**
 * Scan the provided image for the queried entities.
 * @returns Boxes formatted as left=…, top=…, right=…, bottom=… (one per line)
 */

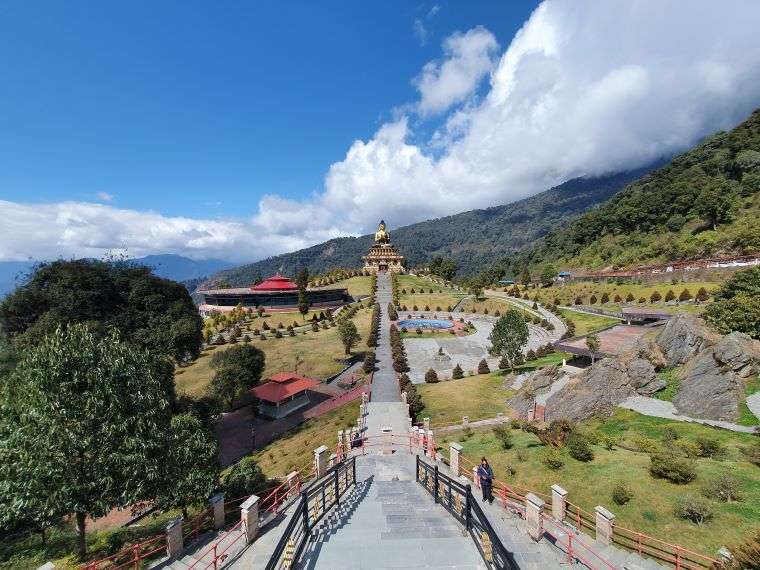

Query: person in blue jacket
left=477, top=457, right=494, bottom=503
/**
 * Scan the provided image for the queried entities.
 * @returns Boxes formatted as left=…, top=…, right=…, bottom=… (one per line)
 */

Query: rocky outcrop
left=655, top=313, right=717, bottom=367
left=544, top=359, right=635, bottom=422
left=625, top=357, right=666, bottom=395
left=673, top=332, right=760, bottom=421
left=508, top=366, right=563, bottom=417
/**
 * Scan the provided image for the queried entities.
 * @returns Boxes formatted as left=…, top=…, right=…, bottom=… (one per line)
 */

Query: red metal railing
left=612, top=523, right=719, bottom=570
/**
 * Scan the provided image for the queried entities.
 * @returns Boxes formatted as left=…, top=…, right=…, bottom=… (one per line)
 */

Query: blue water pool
left=397, top=318, right=453, bottom=330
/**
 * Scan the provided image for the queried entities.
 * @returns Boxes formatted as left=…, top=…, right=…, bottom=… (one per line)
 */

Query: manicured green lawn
left=335, top=275, right=373, bottom=297
left=397, top=274, right=464, bottom=311
left=417, top=372, right=515, bottom=427
left=436, top=408, right=760, bottom=555
left=461, top=297, right=538, bottom=319
left=176, top=308, right=373, bottom=397
left=652, top=367, right=680, bottom=402
left=251, top=400, right=360, bottom=478
left=558, top=308, right=620, bottom=336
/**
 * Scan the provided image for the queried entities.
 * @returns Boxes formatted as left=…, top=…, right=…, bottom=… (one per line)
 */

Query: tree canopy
left=337, top=320, right=361, bottom=355
left=0, top=259, right=203, bottom=361
left=0, top=324, right=171, bottom=557
left=208, top=344, right=265, bottom=409
left=488, top=310, right=528, bottom=369
left=705, top=267, right=760, bottom=338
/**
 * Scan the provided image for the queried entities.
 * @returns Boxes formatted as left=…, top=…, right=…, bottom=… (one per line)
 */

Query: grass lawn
left=417, top=372, right=515, bottom=427
left=436, top=408, right=760, bottom=555
left=397, top=274, right=465, bottom=311
left=558, top=308, right=620, bottom=336
left=251, top=400, right=360, bottom=478
left=176, top=308, right=373, bottom=397
left=531, top=280, right=721, bottom=312
left=653, top=367, right=680, bottom=402
left=463, top=296, right=538, bottom=319
left=334, top=275, right=373, bottom=297
left=516, top=352, right=570, bottom=372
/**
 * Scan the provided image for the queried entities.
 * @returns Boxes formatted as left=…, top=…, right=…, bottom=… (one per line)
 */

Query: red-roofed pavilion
left=250, top=372, right=320, bottom=418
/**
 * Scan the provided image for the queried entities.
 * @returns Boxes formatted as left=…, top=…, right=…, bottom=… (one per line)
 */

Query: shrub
left=625, top=292, right=635, bottom=302
left=665, top=289, right=676, bottom=302
left=424, top=368, right=439, bottom=383
left=274, top=330, right=283, bottom=338
left=695, top=287, right=710, bottom=302
left=649, top=453, right=697, bottom=484
left=695, top=436, right=723, bottom=458
left=650, top=291, right=662, bottom=303
left=675, top=439, right=702, bottom=458
left=526, top=349, right=537, bottom=361
left=363, top=351, right=376, bottom=373
left=262, top=321, right=270, bottom=330
left=510, top=418, right=521, bottom=429
left=477, top=359, right=490, bottom=374
left=674, top=494, right=713, bottom=525
left=601, top=292, right=610, bottom=304
left=574, top=296, right=583, bottom=305
left=638, top=297, right=647, bottom=303
left=731, top=528, right=760, bottom=568
left=612, top=482, right=633, bottom=505
left=567, top=435, right=594, bottom=462
left=589, top=295, right=597, bottom=305
left=662, top=426, right=680, bottom=442
left=415, top=327, right=423, bottom=335
left=498, top=356, right=511, bottom=369
left=516, top=449, right=528, bottom=462
left=679, top=288, right=693, bottom=302
left=743, top=441, right=760, bottom=466
left=542, top=448, right=564, bottom=470
left=493, top=425, right=513, bottom=450
left=614, top=294, right=623, bottom=303
left=702, top=474, right=742, bottom=503
left=452, top=364, right=464, bottom=379
left=600, top=435, right=617, bottom=450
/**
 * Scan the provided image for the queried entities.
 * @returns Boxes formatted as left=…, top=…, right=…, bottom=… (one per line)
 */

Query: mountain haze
left=198, top=163, right=661, bottom=288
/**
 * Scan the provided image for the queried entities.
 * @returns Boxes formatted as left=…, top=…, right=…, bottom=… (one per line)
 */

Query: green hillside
left=197, top=165, right=657, bottom=289
left=535, top=108, right=760, bottom=269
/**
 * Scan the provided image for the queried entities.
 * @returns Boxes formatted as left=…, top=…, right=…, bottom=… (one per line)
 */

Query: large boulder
left=508, top=366, right=562, bottom=416
left=655, top=313, right=716, bottom=366
left=673, top=332, right=760, bottom=421
left=626, top=357, right=666, bottom=395
left=545, top=359, right=636, bottom=422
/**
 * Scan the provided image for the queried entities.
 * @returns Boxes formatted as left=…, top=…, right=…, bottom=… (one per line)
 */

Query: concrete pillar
left=328, top=453, right=337, bottom=468
left=462, top=416, right=469, bottom=429
left=426, top=429, right=435, bottom=459
left=401, top=391, right=407, bottom=403
left=562, top=358, right=567, bottom=366
left=382, top=426, right=393, bottom=454
left=361, top=392, right=369, bottom=405
left=210, top=492, right=225, bottom=530
left=423, top=417, right=430, bottom=432
left=314, top=445, right=329, bottom=478
left=551, top=485, right=567, bottom=521
left=165, top=517, right=184, bottom=558
left=450, top=442, right=463, bottom=477
left=407, top=416, right=412, bottom=430
left=525, top=493, right=545, bottom=541
left=472, top=465, right=480, bottom=488
left=240, top=495, right=260, bottom=543
left=411, top=426, right=420, bottom=448
left=595, top=506, right=615, bottom=546
left=286, top=471, right=300, bottom=498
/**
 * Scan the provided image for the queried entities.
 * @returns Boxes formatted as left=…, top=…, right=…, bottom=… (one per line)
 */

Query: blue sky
left=2, top=1, right=760, bottom=263
left=0, top=1, right=537, bottom=219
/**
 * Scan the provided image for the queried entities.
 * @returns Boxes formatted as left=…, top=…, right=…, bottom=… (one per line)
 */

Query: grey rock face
left=655, top=313, right=715, bottom=367
left=545, top=359, right=636, bottom=422
left=673, top=332, right=760, bottom=421
left=626, top=357, right=666, bottom=395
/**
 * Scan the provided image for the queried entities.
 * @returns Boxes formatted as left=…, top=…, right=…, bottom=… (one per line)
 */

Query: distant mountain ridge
left=0, top=254, right=235, bottom=298
left=197, top=162, right=663, bottom=289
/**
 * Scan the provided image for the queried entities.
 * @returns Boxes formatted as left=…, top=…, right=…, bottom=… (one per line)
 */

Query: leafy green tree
left=585, top=333, right=600, bottom=364
left=519, top=266, right=532, bottom=286
left=489, top=310, right=529, bottom=370
left=208, top=367, right=242, bottom=409
left=695, top=181, right=737, bottom=230
left=298, top=290, right=310, bottom=320
left=0, top=259, right=203, bottom=361
left=295, top=267, right=310, bottom=290
left=337, top=320, right=361, bottom=355
left=223, top=457, right=267, bottom=498
left=540, top=264, right=557, bottom=287
left=429, top=256, right=458, bottom=281
left=0, top=325, right=170, bottom=558
left=705, top=268, right=760, bottom=338
left=157, top=414, right=219, bottom=519
left=210, top=345, right=265, bottom=390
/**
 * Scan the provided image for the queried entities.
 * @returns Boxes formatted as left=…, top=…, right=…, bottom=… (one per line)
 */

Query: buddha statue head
left=374, top=220, right=390, bottom=243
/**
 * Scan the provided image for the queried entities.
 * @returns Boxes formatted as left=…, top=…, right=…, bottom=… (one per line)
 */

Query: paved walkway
left=619, top=395, right=756, bottom=433
left=746, top=391, right=760, bottom=420
left=372, top=272, right=401, bottom=403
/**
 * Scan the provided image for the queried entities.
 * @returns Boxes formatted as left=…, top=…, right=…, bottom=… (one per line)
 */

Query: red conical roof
left=251, top=274, right=299, bottom=291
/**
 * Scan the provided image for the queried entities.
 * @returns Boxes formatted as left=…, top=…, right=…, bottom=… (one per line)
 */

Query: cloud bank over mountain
left=3, top=0, right=760, bottom=262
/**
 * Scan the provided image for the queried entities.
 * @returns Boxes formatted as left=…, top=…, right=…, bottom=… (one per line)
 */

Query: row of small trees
left=570, top=287, right=710, bottom=306
left=389, top=325, right=410, bottom=373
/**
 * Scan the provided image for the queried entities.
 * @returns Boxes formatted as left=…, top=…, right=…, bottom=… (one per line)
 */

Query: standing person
left=477, top=457, right=494, bottom=503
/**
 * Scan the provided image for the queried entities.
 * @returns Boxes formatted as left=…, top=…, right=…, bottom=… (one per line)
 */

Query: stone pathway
left=746, top=391, right=760, bottom=420
left=301, top=454, right=486, bottom=569
left=619, top=395, right=756, bottom=433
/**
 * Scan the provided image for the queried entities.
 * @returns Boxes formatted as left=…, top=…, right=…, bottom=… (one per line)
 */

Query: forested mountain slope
left=534, top=108, right=760, bottom=269
left=198, top=165, right=659, bottom=288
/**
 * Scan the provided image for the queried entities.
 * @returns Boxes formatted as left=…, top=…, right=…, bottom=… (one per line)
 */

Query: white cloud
left=414, top=26, right=498, bottom=116
left=96, top=191, right=114, bottom=202
left=5, top=0, right=760, bottom=264
left=413, top=19, right=428, bottom=46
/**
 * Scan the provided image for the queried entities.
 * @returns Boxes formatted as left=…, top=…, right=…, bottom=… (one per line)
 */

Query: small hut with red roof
left=198, top=273, right=350, bottom=315
left=250, top=372, right=320, bottom=418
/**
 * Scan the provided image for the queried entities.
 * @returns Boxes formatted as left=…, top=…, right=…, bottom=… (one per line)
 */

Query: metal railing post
left=301, top=491, right=310, bottom=536
left=415, top=454, right=420, bottom=481
left=334, top=468, right=340, bottom=506
left=352, top=456, right=356, bottom=484
left=433, top=465, right=439, bottom=504
left=465, top=485, right=472, bottom=531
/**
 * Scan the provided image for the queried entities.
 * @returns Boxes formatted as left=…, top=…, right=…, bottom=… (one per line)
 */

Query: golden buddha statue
left=374, top=220, right=390, bottom=243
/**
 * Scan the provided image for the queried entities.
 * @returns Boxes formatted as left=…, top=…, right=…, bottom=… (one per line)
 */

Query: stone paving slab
left=619, top=395, right=756, bottom=433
